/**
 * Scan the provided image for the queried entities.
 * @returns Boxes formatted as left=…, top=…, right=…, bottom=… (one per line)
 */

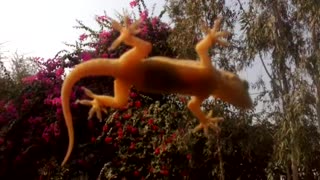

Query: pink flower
left=140, top=10, right=148, bottom=21
left=122, top=113, right=132, bottom=119
left=44, top=98, right=51, bottom=105
left=99, top=30, right=110, bottom=39
left=23, top=99, right=30, bottom=106
left=154, top=147, right=160, bottom=155
left=114, top=113, right=119, bottom=119
left=151, top=17, right=159, bottom=27
left=148, top=118, right=154, bottom=125
left=23, top=138, right=30, bottom=144
left=133, top=170, right=140, bottom=177
left=129, top=142, right=135, bottom=150
left=186, top=153, right=192, bottom=160
left=126, top=125, right=132, bottom=132
left=79, top=33, right=88, bottom=41
left=131, top=127, right=138, bottom=134
left=88, top=119, right=94, bottom=130
left=42, top=128, right=50, bottom=142
left=140, top=25, right=148, bottom=35
left=0, top=137, right=4, bottom=145
left=103, top=125, right=109, bottom=132
left=96, top=15, right=108, bottom=23
left=152, top=125, right=158, bottom=131
left=51, top=97, right=61, bottom=106
left=101, top=53, right=108, bottom=58
left=21, top=75, right=37, bottom=84
left=129, top=0, right=138, bottom=8
left=28, top=116, right=43, bottom=124
left=54, top=122, right=60, bottom=137
left=5, top=102, right=16, bottom=114
left=91, top=137, right=96, bottom=143
left=0, top=100, right=5, bottom=107
left=160, top=169, right=169, bottom=176
left=130, top=92, right=138, bottom=98
left=55, top=68, right=64, bottom=77
left=0, top=115, right=5, bottom=124
left=134, top=100, right=142, bottom=108
left=104, top=137, right=112, bottom=143
left=81, top=51, right=92, bottom=61
left=116, top=121, right=122, bottom=128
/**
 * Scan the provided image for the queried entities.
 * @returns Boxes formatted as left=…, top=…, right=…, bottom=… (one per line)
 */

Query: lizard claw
left=193, top=111, right=224, bottom=136
left=81, top=87, right=95, bottom=98
left=109, top=16, right=142, bottom=50
left=76, top=87, right=108, bottom=121
left=203, top=17, right=231, bottom=47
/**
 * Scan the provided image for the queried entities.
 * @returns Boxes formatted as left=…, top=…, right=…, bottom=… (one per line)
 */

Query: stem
left=258, top=51, right=273, bottom=80
left=217, top=136, right=225, bottom=180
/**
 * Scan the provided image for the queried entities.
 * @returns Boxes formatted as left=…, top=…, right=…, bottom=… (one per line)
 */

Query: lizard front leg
left=196, top=17, right=231, bottom=67
left=109, top=17, right=152, bottom=62
left=77, top=79, right=131, bottom=121
left=188, top=96, right=224, bottom=136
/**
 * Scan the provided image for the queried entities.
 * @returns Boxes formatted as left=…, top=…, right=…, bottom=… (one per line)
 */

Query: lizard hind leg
left=187, top=96, right=224, bottom=136
left=193, top=110, right=224, bottom=135
left=77, top=79, right=131, bottom=121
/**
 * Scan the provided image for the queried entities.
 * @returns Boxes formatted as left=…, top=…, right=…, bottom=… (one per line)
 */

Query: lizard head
left=213, top=70, right=253, bottom=109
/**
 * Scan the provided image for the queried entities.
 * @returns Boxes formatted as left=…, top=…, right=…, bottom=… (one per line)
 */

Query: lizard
left=60, top=16, right=253, bottom=166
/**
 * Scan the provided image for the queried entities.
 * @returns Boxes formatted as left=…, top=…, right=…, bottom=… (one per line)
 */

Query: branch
left=258, top=51, right=273, bottom=80
left=237, top=0, right=245, bottom=13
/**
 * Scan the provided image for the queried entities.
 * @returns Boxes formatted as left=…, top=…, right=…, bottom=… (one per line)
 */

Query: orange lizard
left=60, top=16, right=253, bottom=166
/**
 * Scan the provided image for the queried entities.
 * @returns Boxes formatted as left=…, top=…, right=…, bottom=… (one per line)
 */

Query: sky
left=0, top=0, right=268, bottom=112
left=0, top=0, right=166, bottom=59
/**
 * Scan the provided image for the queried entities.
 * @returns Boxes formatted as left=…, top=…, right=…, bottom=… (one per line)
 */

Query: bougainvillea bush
left=0, top=1, right=275, bottom=179
left=0, top=1, right=185, bottom=179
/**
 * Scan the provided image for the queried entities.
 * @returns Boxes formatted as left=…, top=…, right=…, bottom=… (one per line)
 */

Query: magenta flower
left=140, top=25, right=148, bottom=35
left=81, top=51, right=92, bottom=61
left=140, top=10, right=148, bottom=21
left=99, top=30, right=110, bottom=39
left=129, top=0, right=138, bottom=8
left=0, top=100, right=5, bottom=107
left=51, top=97, right=61, bottom=106
left=96, top=15, right=109, bottom=23
left=21, top=75, right=37, bottom=84
left=151, top=17, right=159, bottom=27
left=53, top=122, right=60, bottom=137
left=0, top=115, right=5, bottom=124
left=101, top=53, right=108, bottom=58
left=42, top=127, right=51, bottom=143
left=55, top=67, right=64, bottom=77
left=56, top=107, right=62, bottom=120
left=5, top=101, right=16, bottom=114
left=0, top=137, right=4, bottom=145
left=44, top=98, right=51, bottom=105
left=79, top=33, right=88, bottom=41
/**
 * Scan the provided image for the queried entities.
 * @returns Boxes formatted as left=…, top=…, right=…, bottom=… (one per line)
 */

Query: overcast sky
left=0, top=0, right=166, bottom=59
left=0, top=0, right=268, bottom=110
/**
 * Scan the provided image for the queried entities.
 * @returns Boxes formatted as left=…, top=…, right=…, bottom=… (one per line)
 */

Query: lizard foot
left=201, top=17, right=231, bottom=47
left=193, top=111, right=224, bottom=136
left=109, top=16, right=142, bottom=50
left=76, top=87, right=108, bottom=121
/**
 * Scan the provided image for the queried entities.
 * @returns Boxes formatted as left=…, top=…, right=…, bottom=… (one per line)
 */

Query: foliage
left=236, top=0, right=320, bottom=179
left=0, top=50, right=38, bottom=100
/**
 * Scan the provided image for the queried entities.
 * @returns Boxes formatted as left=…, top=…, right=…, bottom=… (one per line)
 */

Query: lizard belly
left=133, top=59, right=216, bottom=96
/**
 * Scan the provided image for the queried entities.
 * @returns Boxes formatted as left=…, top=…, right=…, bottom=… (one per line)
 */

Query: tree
left=237, top=0, right=320, bottom=179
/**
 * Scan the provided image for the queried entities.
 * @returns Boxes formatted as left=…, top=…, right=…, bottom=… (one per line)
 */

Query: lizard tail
left=60, top=58, right=119, bottom=166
